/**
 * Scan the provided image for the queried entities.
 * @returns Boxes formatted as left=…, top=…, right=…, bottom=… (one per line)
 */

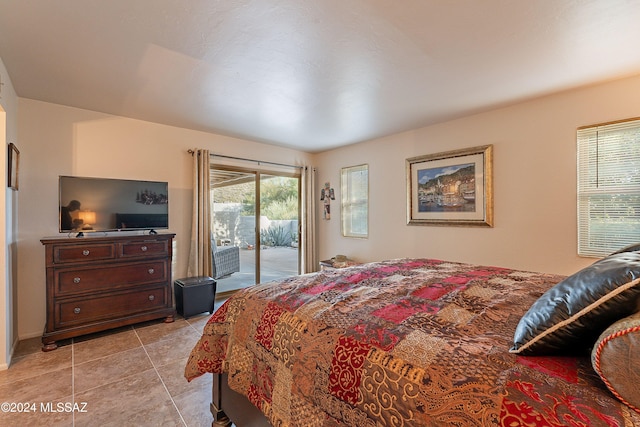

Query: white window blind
left=341, top=164, right=368, bottom=238
left=577, top=118, right=640, bottom=257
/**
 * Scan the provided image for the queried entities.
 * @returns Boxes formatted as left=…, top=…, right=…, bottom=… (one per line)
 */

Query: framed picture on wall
left=406, top=145, right=493, bottom=227
left=8, top=142, right=19, bottom=190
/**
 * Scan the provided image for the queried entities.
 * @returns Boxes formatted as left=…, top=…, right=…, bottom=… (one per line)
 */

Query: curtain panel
left=187, top=148, right=213, bottom=277
left=302, top=165, right=318, bottom=273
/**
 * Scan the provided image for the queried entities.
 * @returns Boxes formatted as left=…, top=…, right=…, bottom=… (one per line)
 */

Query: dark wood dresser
left=40, top=233, right=176, bottom=351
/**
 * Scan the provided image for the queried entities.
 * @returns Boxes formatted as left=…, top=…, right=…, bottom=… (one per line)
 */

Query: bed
left=185, top=257, right=640, bottom=426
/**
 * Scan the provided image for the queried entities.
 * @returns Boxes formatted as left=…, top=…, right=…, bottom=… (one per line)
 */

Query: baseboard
left=18, top=330, right=43, bottom=340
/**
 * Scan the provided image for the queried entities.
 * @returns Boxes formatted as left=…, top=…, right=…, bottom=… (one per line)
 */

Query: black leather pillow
left=610, top=243, right=640, bottom=255
left=510, top=252, right=640, bottom=355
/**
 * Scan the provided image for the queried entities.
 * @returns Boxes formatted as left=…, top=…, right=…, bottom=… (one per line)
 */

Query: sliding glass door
left=258, top=174, right=300, bottom=283
left=210, top=168, right=256, bottom=294
left=211, top=165, right=300, bottom=295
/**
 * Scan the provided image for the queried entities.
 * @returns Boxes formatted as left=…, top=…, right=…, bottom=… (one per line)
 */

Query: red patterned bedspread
left=185, top=258, right=640, bottom=426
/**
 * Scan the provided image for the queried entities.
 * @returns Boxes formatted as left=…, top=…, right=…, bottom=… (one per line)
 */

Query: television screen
left=59, top=176, right=169, bottom=233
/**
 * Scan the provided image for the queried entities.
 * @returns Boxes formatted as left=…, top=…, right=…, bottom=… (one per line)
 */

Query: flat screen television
left=59, top=175, right=169, bottom=234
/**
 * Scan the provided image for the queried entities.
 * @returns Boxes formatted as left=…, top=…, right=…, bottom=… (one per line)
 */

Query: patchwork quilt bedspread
left=185, top=258, right=640, bottom=426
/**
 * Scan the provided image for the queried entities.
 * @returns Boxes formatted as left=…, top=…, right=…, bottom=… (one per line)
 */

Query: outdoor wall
left=16, top=99, right=312, bottom=339
left=313, top=74, right=640, bottom=276
left=213, top=204, right=298, bottom=249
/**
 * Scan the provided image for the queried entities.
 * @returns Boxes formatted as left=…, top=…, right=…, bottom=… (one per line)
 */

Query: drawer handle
left=141, top=245, right=148, bottom=252
left=74, top=307, right=81, bottom=314
left=148, top=295, right=155, bottom=301
left=73, top=277, right=81, bottom=284
left=82, top=250, right=90, bottom=256
left=148, top=268, right=155, bottom=275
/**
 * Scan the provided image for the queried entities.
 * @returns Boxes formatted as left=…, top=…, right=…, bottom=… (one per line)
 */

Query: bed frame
left=211, top=373, right=270, bottom=427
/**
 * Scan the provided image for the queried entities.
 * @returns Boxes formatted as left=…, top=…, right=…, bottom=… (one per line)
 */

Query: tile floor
left=0, top=304, right=224, bottom=427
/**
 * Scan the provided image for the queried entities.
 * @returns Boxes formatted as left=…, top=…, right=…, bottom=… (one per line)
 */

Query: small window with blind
left=577, top=118, right=640, bottom=257
left=341, top=164, right=369, bottom=238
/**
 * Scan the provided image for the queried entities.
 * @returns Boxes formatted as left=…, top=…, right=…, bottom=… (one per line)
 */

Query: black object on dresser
left=174, top=276, right=216, bottom=319
left=40, top=233, right=176, bottom=351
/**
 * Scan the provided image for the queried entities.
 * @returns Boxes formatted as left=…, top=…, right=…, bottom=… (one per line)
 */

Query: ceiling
left=1, top=1, right=640, bottom=153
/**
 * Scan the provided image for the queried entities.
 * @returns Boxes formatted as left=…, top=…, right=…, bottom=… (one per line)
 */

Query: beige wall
left=1, top=56, right=19, bottom=368
left=10, top=73, right=640, bottom=342
left=315, top=75, right=640, bottom=276
left=16, top=99, right=312, bottom=339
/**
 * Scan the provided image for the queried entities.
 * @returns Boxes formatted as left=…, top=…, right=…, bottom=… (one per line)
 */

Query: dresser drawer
left=41, top=233, right=175, bottom=351
left=120, top=240, right=169, bottom=258
left=56, top=261, right=167, bottom=295
left=56, top=286, right=167, bottom=328
left=53, top=243, right=116, bottom=264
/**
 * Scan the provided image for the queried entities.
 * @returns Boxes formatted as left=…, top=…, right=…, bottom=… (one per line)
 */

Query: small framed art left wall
left=8, top=142, right=19, bottom=190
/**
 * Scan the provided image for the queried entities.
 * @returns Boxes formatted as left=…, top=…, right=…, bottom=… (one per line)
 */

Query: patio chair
left=211, top=240, right=241, bottom=279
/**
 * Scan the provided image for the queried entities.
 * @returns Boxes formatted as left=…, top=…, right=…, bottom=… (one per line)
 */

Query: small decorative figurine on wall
left=320, top=181, right=335, bottom=220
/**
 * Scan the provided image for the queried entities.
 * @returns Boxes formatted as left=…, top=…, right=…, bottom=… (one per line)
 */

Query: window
left=577, top=118, right=640, bottom=257
left=341, top=164, right=368, bottom=238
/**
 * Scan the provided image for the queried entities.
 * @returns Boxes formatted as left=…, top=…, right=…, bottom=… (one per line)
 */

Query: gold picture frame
left=8, top=143, right=19, bottom=190
left=407, top=145, right=493, bottom=227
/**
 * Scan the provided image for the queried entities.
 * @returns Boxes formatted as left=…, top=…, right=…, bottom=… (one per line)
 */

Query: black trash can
left=174, top=276, right=216, bottom=319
